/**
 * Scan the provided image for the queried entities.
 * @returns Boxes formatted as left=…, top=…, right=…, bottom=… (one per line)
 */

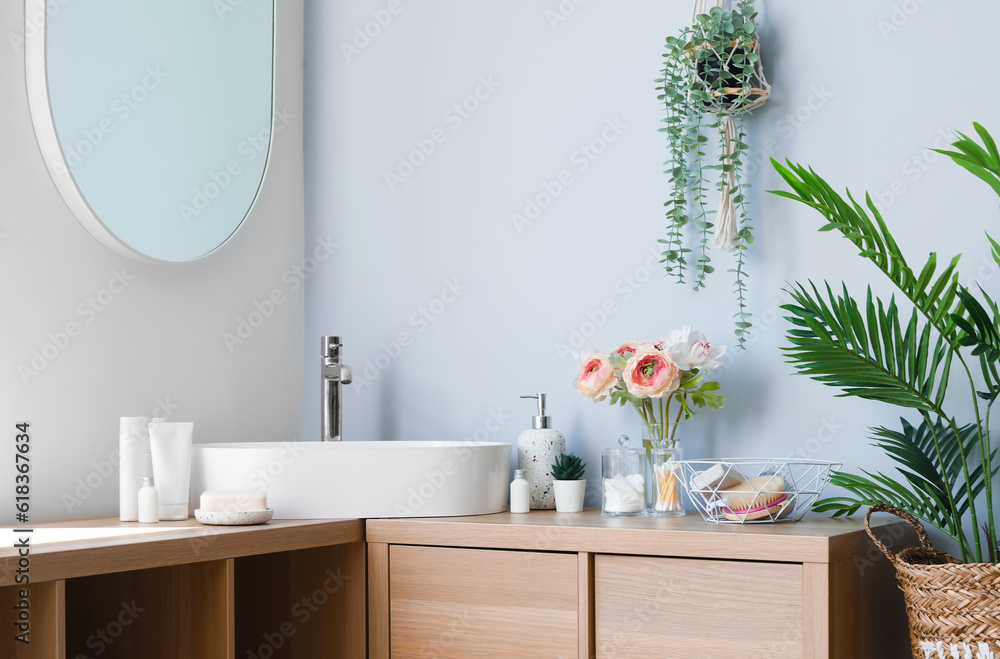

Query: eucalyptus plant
left=657, top=0, right=763, bottom=348
left=771, top=124, right=1000, bottom=563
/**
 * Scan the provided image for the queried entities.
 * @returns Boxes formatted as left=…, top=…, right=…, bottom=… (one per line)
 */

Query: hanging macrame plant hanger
left=687, top=0, right=770, bottom=252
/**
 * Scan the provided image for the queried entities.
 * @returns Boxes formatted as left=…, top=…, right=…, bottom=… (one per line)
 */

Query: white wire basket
left=678, top=458, right=841, bottom=524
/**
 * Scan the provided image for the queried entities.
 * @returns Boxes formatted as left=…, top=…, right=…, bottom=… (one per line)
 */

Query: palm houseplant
left=657, top=0, right=770, bottom=347
left=771, top=124, right=1000, bottom=650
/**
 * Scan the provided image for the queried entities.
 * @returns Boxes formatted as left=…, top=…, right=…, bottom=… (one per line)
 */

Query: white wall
left=1, top=0, right=305, bottom=523
left=304, top=0, right=1000, bottom=542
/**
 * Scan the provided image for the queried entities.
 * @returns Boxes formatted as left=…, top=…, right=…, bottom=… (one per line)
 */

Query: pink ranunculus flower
left=623, top=347, right=681, bottom=398
left=615, top=342, right=641, bottom=357
left=573, top=348, right=618, bottom=402
left=667, top=329, right=727, bottom=371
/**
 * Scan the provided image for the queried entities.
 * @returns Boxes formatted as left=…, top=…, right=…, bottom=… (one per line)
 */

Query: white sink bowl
left=190, top=441, right=511, bottom=519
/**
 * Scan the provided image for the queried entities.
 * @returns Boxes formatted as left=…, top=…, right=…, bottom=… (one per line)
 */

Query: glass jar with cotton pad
left=602, top=435, right=645, bottom=517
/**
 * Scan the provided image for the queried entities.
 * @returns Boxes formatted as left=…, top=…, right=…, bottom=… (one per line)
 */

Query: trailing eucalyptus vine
left=656, top=0, right=767, bottom=348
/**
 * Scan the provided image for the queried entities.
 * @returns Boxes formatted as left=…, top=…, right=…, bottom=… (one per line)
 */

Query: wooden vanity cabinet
left=1, top=511, right=914, bottom=658
left=388, top=545, right=580, bottom=658
left=367, top=510, right=914, bottom=659
left=595, top=554, right=805, bottom=657
left=0, top=518, right=366, bottom=659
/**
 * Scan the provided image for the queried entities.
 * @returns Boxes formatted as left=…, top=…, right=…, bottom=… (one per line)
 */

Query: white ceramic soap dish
left=194, top=508, right=273, bottom=526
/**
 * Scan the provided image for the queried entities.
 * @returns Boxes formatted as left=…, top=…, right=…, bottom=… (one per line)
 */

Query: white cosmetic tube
left=119, top=417, right=151, bottom=521
left=149, top=421, right=194, bottom=520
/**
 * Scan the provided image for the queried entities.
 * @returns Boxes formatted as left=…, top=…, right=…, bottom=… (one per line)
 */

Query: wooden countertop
left=0, top=510, right=915, bottom=587
left=366, top=509, right=915, bottom=564
left=0, top=517, right=363, bottom=586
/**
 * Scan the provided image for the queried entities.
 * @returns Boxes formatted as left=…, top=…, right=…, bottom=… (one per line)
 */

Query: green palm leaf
left=814, top=417, right=992, bottom=561
left=770, top=159, right=963, bottom=347
left=783, top=282, right=952, bottom=413
left=931, top=123, right=1000, bottom=201
left=951, top=287, right=1000, bottom=401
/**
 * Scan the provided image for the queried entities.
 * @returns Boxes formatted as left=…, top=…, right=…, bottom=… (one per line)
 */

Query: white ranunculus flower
left=656, top=325, right=692, bottom=352
left=666, top=329, right=727, bottom=371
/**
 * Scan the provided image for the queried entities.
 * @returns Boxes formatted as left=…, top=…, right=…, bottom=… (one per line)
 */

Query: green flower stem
left=670, top=398, right=685, bottom=448
left=660, top=393, right=671, bottom=443
left=635, top=398, right=657, bottom=446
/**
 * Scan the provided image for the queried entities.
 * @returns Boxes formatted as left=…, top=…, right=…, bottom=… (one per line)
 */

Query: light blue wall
left=304, top=0, right=995, bottom=549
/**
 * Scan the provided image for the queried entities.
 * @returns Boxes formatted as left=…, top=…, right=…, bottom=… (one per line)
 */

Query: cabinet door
left=595, top=555, right=803, bottom=658
left=390, top=545, right=578, bottom=658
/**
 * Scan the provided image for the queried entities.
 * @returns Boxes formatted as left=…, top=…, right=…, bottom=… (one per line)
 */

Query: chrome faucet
left=321, top=336, right=352, bottom=441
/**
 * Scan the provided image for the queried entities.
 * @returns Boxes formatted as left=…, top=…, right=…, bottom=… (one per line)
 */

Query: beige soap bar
left=199, top=490, right=267, bottom=512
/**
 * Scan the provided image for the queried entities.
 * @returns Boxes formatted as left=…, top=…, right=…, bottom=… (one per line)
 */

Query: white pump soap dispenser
left=517, top=393, right=566, bottom=510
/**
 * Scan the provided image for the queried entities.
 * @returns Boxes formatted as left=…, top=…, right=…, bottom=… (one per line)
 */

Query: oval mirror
left=26, top=0, right=275, bottom=263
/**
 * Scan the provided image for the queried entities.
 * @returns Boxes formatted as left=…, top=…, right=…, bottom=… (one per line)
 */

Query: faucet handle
left=322, top=336, right=342, bottom=359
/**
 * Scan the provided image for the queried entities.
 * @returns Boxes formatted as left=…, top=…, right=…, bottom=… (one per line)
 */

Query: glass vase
left=641, top=422, right=679, bottom=451
left=643, top=424, right=684, bottom=517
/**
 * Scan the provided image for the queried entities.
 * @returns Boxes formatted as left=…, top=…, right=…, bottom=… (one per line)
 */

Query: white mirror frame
left=24, top=0, right=278, bottom=264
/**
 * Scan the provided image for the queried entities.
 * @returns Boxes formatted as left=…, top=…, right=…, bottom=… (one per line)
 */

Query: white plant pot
left=553, top=479, right=586, bottom=513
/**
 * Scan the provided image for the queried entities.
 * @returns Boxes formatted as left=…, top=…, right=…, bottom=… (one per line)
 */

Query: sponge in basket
left=690, top=462, right=745, bottom=493
left=719, top=475, right=788, bottom=521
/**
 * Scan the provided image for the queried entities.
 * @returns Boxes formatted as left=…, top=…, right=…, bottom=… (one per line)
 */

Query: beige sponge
left=719, top=475, right=788, bottom=521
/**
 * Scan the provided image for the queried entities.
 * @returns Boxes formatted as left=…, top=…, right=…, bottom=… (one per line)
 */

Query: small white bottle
left=510, top=470, right=530, bottom=513
left=138, top=477, right=159, bottom=524
left=119, top=417, right=151, bottom=522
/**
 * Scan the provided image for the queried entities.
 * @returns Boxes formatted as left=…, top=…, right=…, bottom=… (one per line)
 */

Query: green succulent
left=551, top=453, right=586, bottom=481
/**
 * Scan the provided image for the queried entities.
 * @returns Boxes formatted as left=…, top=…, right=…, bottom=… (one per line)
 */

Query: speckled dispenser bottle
left=517, top=394, right=566, bottom=510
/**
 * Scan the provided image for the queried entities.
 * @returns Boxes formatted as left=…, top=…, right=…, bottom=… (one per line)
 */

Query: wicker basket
left=864, top=504, right=1000, bottom=657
